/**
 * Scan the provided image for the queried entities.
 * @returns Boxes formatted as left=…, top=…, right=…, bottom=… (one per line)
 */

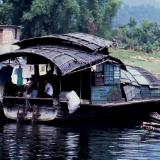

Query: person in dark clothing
left=4, top=78, right=17, bottom=96
left=30, top=76, right=39, bottom=97
left=0, top=65, right=13, bottom=85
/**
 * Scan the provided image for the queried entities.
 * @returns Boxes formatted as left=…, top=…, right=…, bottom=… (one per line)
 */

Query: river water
left=0, top=122, right=160, bottom=160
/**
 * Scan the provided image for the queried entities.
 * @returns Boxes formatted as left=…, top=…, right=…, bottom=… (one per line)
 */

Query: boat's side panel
left=91, top=63, right=122, bottom=104
left=54, top=100, right=160, bottom=122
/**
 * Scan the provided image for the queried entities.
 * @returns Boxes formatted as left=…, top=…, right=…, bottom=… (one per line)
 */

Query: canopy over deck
left=121, top=65, right=160, bottom=88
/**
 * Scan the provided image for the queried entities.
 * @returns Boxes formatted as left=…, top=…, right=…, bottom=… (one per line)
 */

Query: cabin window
left=91, top=63, right=121, bottom=86
left=104, top=64, right=120, bottom=85
left=0, top=29, right=3, bottom=43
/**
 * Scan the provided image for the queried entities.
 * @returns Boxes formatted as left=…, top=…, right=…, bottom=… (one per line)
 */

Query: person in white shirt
left=44, top=79, right=53, bottom=98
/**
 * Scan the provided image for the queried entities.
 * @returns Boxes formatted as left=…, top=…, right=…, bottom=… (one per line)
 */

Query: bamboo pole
left=143, top=121, right=160, bottom=127
left=80, top=72, right=82, bottom=99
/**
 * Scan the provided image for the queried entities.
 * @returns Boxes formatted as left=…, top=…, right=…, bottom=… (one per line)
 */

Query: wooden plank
left=60, top=98, right=160, bottom=107
left=3, top=96, right=54, bottom=101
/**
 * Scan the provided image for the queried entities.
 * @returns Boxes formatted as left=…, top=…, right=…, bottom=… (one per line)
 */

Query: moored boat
left=0, top=33, right=160, bottom=123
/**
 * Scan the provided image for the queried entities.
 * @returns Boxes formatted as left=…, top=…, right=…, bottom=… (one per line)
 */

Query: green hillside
left=110, top=49, right=160, bottom=78
left=113, top=5, right=160, bottom=27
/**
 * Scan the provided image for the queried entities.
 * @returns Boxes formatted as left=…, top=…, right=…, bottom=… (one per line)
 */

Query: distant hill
left=113, top=4, right=160, bottom=27
left=123, top=0, right=160, bottom=8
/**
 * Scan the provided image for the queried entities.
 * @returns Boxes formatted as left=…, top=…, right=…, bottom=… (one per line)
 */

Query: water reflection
left=0, top=123, right=160, bottom=159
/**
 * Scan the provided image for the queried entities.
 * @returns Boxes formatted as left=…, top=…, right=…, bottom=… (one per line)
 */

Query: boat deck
left=3, top=96, right=160, bottom=105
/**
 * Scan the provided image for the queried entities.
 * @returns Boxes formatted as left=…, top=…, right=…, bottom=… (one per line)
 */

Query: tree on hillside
left=8, top=0, right=32, bottom=25
left=102, top=0, right=122, bottom=37
left=0, top=1, right=13, bottom=24
left=113, top=19, right=160, bottom=53
left=128, top=17, right=137, bottom=28
left=0, top=0, right=122, bottom=38
left=22, top=0, right=80, bottom=37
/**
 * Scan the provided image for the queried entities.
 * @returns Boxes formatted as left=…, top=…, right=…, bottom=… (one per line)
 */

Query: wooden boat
left=0, top=33, right=160, bottom=123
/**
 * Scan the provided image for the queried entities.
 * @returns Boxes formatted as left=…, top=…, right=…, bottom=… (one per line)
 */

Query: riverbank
left=111, top=49, right=160, bottom=78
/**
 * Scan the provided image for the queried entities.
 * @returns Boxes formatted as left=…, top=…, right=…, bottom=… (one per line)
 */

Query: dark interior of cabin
left=61, top=69, right=91, bottom=100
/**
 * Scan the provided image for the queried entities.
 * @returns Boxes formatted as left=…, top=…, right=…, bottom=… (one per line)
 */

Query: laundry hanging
left=39, top=64, right=47, bottom=75
left=17, top=66, right=23, bottom=86
left=23, top=65, right=35, bottom=78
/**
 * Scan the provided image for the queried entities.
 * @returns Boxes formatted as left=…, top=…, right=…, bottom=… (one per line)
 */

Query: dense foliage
left=109, top=3, right=160, bottom=53
left=112, top=18, right=160, bottom=53
left=1, top=0, right=159, bottom=53
left=0, top=0, right=121, bottom=38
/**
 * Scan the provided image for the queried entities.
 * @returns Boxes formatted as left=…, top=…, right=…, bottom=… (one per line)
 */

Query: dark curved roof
left=0, top=45, right=110, bottom=75
left=15, top=33, right=112, bottom=53
left=0, top=33, right=125, bottom=75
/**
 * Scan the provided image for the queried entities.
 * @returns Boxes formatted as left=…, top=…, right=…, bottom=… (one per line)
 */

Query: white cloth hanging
left=53, top=65, right=58, bottom=75
left=23, top=65, right=34, bottom=78
left=39, top=64, right=47, bottom=75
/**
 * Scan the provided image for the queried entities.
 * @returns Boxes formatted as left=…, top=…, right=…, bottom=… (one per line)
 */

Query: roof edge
left=14, top=33, right=112, bottom=54
left=0, top=25, right=22, bottom=29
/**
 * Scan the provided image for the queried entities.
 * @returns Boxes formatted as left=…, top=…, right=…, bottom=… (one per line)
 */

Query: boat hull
left=3, top=106, right=57, bottom=122
left=2, top=98, right=160, bottom=123
left=54, top=99, right=160, bottom=123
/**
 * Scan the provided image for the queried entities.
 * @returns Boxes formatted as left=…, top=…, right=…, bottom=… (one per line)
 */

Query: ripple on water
left=0, top=123, right=160, bottom=159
